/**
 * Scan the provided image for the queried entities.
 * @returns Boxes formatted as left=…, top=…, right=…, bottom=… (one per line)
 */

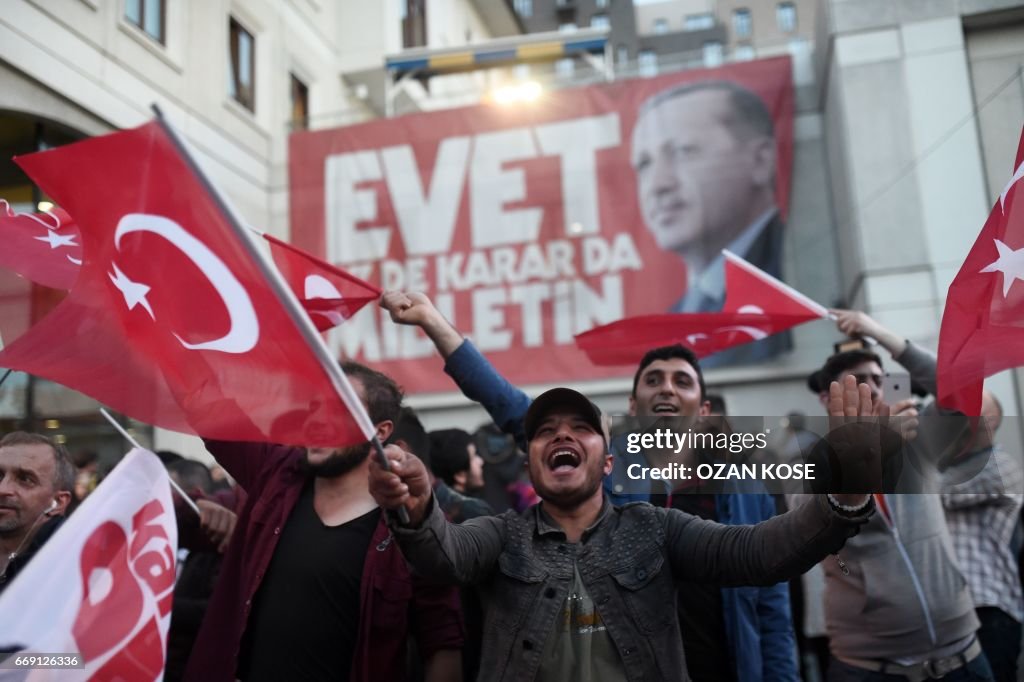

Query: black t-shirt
left=650, top=491, right=736, bottom=682
left=238, top=483, right=381, bottom=682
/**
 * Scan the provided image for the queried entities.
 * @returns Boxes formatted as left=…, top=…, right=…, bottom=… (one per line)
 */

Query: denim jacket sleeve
left=391, top=494, right=507, bottom=585
left=661, top=494, right=871, bottom=587
left=444, top=339, right=531, bottom=451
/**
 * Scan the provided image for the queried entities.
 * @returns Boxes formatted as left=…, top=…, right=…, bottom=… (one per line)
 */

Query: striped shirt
left=941, top=444, right=1024, bottom=622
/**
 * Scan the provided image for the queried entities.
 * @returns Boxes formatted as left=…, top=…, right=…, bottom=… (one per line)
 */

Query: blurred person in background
left=940, top=389, right=1023, bottom=682
left=796, top=309, right=992, bottom=682
left=429, top=429, right=486, bottom=498
left=0, top=431, right=74, bottom=595
left=164, top=457, right=239, bottom=682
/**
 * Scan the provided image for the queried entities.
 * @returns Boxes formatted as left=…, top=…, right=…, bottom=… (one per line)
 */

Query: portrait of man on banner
left=631, top=79, right=790, bottom=365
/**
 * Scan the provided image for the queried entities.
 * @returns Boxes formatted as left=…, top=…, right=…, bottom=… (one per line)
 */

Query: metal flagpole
left=149, top=105, right=410, bottom=524
left=100, top=408, right=201, bottom=515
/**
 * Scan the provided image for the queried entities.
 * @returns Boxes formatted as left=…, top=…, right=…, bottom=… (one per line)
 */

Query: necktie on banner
left=0, top=201, right=82, bottom=292
left=263, top=234, right=380, bottom=332
left=938, top=126, right=1024, bottom=416
left=0, top=449, right=176, bottom=682
left=575, top=251, right=827, bottom=366
left=0, top=117, right=372, bottom=447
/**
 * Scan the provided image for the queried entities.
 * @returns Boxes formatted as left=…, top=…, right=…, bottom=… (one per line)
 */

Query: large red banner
left=289, top=57, right=793, bottom=392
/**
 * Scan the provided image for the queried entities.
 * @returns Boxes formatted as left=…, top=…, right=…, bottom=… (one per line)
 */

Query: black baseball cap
left=524, top=388, right=604, bottom=442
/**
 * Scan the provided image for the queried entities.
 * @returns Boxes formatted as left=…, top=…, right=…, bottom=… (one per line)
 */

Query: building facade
left=1, top=0, right=1023, bottom=460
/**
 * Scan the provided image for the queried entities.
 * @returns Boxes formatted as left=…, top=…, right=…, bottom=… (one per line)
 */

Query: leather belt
left=837, top=638, right=982, bottom=682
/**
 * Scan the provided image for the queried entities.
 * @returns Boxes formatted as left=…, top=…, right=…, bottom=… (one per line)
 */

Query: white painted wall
left=0, top=0, right=511, bottom=458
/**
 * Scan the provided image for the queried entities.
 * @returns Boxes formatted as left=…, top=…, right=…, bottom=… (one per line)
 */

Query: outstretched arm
left=380, top=291, right=531, bottom=449
left=667, top=376, right=877, bottom=584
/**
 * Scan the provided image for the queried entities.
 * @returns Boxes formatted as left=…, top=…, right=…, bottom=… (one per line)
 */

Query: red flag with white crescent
left=0, top=201, right=82, bottom=291
left=721, top=250, right=829, bottom=318
left=0, top=119, right=371, bottom=447
left=264, top=234, right=380, bottom=332
left=0, top=449, right=175, bottom=682
left=575, top=251, right=827, bottom=366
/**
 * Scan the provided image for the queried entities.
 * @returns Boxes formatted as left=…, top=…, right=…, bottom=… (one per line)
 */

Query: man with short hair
left=631, top=80, right=788, bottom=365
left=382, top=291, right=801, bottom=681
left=185, top=362, right=464, bottom=682
left=941, top=389, right=1023, bottom=682
left=632, top=80, right=780, bottom=313
left=429, top=429, right=485, bottom=496
left=800, top=310, right=993, bottom=681
left=370, top=385, right=874, bottom=682
left=0, top=431, right=73, bottom=594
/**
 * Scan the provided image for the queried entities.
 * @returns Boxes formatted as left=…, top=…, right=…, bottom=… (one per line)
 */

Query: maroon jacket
left=184, top=441, right=464, bottom=681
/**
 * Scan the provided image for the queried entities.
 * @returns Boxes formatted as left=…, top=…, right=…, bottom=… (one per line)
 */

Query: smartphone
left=882, top=372, right=912, bottom=404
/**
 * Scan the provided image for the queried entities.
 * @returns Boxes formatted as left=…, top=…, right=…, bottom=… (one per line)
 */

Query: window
left=514, top=0, right=532, bottom=18
left=638, top=49, right=657, bottom=77
left=733, top=8, right=751, bottom=39
left=683, top=13, right=714, bottom=31
left=290, top=74, right=309, bottom=132
left=777, top=2, right=797, bottom=32
left=595, top=0, right=608, bottom=7
left=556, top=57, right=575, bottom=78
left=735, top=44, right=755, bottom=61
left=591, top=14, right=610, bottom=30
left=702, top=41, right=724, bottom=67
left=653, top=18, right=669, bottom=34
left=402, top=0, right=427, bottom=48
left=125, top=0, right=165, bottom=43
left=616, top=44, right=629, bottom=64
left=559, top=22, right=578, bottom=33
left=228, top=18, right=255, bottom=111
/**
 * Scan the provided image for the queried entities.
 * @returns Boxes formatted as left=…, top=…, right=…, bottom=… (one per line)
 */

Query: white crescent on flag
left=110, top=213, right=260, bottom=354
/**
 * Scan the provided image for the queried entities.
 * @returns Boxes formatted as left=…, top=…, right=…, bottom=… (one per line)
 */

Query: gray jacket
left=824, top=342, right=979, bottom=661
left=392, top=495, right=868, bottom=682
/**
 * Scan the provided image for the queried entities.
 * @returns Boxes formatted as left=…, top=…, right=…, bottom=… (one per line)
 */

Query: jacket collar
left=533, top=495, right=612, bottom=541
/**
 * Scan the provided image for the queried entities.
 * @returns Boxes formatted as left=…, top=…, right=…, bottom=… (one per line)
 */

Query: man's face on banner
left=631, top=88, right=773, bottom=257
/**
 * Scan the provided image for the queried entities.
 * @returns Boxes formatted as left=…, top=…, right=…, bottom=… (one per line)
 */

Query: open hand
left=825, top=375, right=902, bottom=503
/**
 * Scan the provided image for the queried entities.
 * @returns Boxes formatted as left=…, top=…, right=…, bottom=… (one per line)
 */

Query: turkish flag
left=0, top=449, right=176, bottom=682
left=575, top=252, right=826, bottom=366
left=937, top=127, right=1024, bottom=416
left=264, top=234, right=380, bottom=332
left=0, top=120, right=370, bottom=446
left=0, top=200, right=82, bottom=291
left=722, top=250, right=830, bottom=317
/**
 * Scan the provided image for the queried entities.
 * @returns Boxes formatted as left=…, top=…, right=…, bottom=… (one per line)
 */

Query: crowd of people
left=1, top=296, right=1021, bottom=682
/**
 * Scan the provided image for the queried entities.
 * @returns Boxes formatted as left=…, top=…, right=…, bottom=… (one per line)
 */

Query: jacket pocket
left=371, top=572, right=413, bottom=635
left=611, top=548, right=673, bottom=634
left=490, top=552, right=546, bottom=633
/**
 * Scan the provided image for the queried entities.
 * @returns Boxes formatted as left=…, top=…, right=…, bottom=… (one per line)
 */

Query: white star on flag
left=108, top=262, right=156, bottom=319
left=980, top=239, right=1024, bottom=297
left=34, top=230, right=78, bottom=249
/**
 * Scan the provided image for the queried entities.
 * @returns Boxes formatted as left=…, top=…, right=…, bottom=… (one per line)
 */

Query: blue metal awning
left=385, top=27, right=609, bottom=77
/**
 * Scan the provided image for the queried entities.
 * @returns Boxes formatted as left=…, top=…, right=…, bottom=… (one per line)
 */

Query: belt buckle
left=923, top=655, right=957, bottom=679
